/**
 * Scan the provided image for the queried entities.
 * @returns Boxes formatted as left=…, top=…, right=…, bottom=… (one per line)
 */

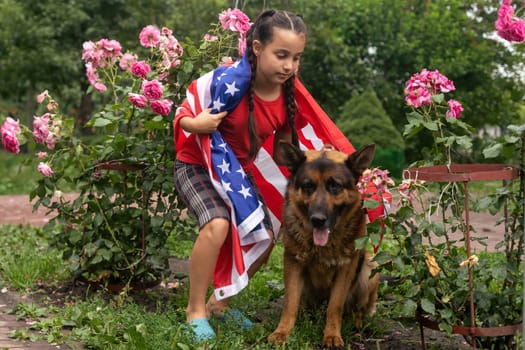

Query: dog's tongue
left=313, top=228, right=330, bottom=246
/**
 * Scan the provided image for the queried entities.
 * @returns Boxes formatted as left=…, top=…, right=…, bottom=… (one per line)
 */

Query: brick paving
left=0, top=289, right=76, bottom=350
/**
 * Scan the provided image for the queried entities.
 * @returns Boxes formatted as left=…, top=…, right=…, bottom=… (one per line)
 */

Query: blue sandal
left=218, top=308, right=254, bottom=329
left=188, top=317, right=216, bottom=341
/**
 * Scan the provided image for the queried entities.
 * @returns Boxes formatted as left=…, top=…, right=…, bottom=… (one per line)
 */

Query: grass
left=0, top=224, right=396, bottom=349
left=0, top=158, right=521, bottom=349
left=0, top=225, right=67, bottom=290
left=2, top=224, right=510, bottom=350
left=0, top=150, right=40, bottom=195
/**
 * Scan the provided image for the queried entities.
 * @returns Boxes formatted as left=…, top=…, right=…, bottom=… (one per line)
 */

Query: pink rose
left=219, top=8, right=252, bottom=34
left=85, top=62, right=99, bottom=85
left=141, top=80, right=164, bottom=100
left=1, top=117, right=21, bottom=154
left=33, top=114, right=51, bottom=144
left=119, top=52, right=138, bottom=71
left=46, top=100, right=59, bottom=112
left=97, top=38, right=122, bottom=59
left=495, top=5, right=514, bottom=32
left=37, top=151, right=48, bottom=159
left=45, top=134, right=56, bottom=150
left=495, top=4, right=525, bottom=43
left=131, top=60, right=152, bottom=79
left=404, top=87, right=431, bottom=108
left=82, top=40, right=100, bottom=65
left=94, top=82, right=107, bottom=92
left=37, top=162, right=54, bottom=177
left=128, top=93, right=148, bottom=108
left=509, top=19, right=525, bottom=42
left=139, top=25, right=161, bottom=48
left=37, top=90, right=49, bottom=104
left=446, top=99, right=464, bottom=119
left=150, top=99, right=174, bottom=116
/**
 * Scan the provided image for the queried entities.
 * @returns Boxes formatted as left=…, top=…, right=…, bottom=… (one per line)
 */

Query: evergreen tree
left=338, top=87, right=405, bottom=176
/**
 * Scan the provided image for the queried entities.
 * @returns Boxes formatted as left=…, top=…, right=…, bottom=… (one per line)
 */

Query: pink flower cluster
left=138, top=25, right=183, bottom=73
left=495, top=0, right=525, bottom=43
left=82, top=25, right=181, bottom=116
left=82, top=39, right=123, bottom=92
left=126, top=79, right=173, bottom=116
left=1, top=117, right=21, bottom=154
left=397, top=179, right=422, bottom=206
left=404, top=69, right=463, bottom=119
left=0, top=91, right=59, bottom=176
left=219, top=8, right=252, bottom=56
left=357, top=168, right=395, bottom=196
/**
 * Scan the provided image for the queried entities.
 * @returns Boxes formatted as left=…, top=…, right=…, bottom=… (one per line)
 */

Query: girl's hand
left=180, top=108, right=228, bottom=134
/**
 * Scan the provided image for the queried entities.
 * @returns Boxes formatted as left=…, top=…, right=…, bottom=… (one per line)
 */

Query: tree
left=299, top=0, right=525, bottom=163
left=338, top=87, right=405, bottom=176
left=0, top=0, right=236, bottom=134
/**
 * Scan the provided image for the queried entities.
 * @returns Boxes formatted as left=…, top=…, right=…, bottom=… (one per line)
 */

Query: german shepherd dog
left=268, top=142, right=379, bottom=348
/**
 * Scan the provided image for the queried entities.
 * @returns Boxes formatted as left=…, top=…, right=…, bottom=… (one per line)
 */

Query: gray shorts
left=174, top=159, right=273, bottom=231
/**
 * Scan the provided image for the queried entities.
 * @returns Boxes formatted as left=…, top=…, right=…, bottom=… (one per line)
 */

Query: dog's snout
left=309, top=214, right=327, bottom=228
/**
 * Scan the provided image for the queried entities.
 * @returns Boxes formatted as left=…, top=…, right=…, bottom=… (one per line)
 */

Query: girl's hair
left=245, top=9, right=306, bottom=159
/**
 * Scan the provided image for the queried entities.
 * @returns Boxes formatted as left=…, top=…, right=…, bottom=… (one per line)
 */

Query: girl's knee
left=199, top=218, right=230, bottom=247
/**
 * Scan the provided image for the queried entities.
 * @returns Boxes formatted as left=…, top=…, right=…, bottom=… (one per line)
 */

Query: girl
left=173, top=9, right=307, bottom=341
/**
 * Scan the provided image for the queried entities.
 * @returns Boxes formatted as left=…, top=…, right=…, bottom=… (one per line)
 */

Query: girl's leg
left=206, top=229, right=275, bottom=317
left=186, top=217, right=230, bottom=322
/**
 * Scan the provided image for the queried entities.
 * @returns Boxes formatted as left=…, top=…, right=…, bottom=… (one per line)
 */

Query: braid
left=247, top=48, right=259, bottom=159
left=284, top=78, right=299, bottom=148
left=244, top=9, right=306, bottom=159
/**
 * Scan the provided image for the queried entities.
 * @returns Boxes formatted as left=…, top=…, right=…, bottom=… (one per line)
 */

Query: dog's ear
left=346, top=144, right=376, bottom=180
left=278, top=140, right=306, bottom=174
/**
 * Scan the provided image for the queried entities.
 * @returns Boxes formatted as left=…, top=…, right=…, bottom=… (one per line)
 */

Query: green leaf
left=362, top=199, right=380, bottom=209
left=373, top=251, right=392, bottom=265
left=455, top=135, right=472, bottom=150
left=438, top=322, right=453, bottom=335
left=401, top=299, right=417, bottom=315
left=420, top=298, right=436, bottom=315
left=354, top=236, right=369, bottom=250
left=422, top=120, right=439, bottom=131
left=431, top=93, right=444, bottom=104
left=91, top=118, right=113, bottom=127
left=482, top=143, right=502, bottom=158
left=508, top=124, right=525, bottom=134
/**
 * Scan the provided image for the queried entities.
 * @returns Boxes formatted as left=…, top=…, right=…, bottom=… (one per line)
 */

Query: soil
left=0, top=193, right=516, bottom=349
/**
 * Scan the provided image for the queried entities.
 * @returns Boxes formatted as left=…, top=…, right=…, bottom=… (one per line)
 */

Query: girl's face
left=253, top=28, right=306, bottom=88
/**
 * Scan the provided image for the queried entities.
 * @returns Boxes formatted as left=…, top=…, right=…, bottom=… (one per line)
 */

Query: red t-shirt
left=175, top=91, right=291, bottom=172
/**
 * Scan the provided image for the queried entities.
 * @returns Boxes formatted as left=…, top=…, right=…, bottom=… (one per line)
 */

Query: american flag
left=175, top=54, right=385, bottom=300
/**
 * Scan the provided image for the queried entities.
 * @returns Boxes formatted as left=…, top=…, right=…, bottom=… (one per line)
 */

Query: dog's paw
left=322, top=335, right=344, bottom=348
left=355, top=314, right=363, bottom=329
left=268, top=331, right=288, bottom=345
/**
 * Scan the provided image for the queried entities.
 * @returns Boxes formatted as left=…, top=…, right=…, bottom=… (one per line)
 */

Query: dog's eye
left=299, top=180, right=316, bottom=195
left=326, top=178, right=343, bottom=195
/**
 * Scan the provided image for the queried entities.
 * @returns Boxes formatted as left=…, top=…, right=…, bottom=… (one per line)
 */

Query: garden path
left=0, top=193, right=507, bottom=251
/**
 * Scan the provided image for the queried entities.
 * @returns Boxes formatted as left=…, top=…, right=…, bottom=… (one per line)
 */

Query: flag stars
left=225, top=81, right=240, bottom=96
left=218, top=142, right=228, bottom=152
left=217, top=159, right=230, bottom=174
left=238, top=184, right=252, bottom=199
left=236, top=167, right=246, bottom=179
left=222, top=180, right=233, bottom=193
left=212, top=97, right=225, bottom=111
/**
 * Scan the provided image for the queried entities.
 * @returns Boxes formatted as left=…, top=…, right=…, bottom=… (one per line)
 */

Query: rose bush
left=358, top=65, right=523, bottom=347
left=0, top=8, right=250, bottom=288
